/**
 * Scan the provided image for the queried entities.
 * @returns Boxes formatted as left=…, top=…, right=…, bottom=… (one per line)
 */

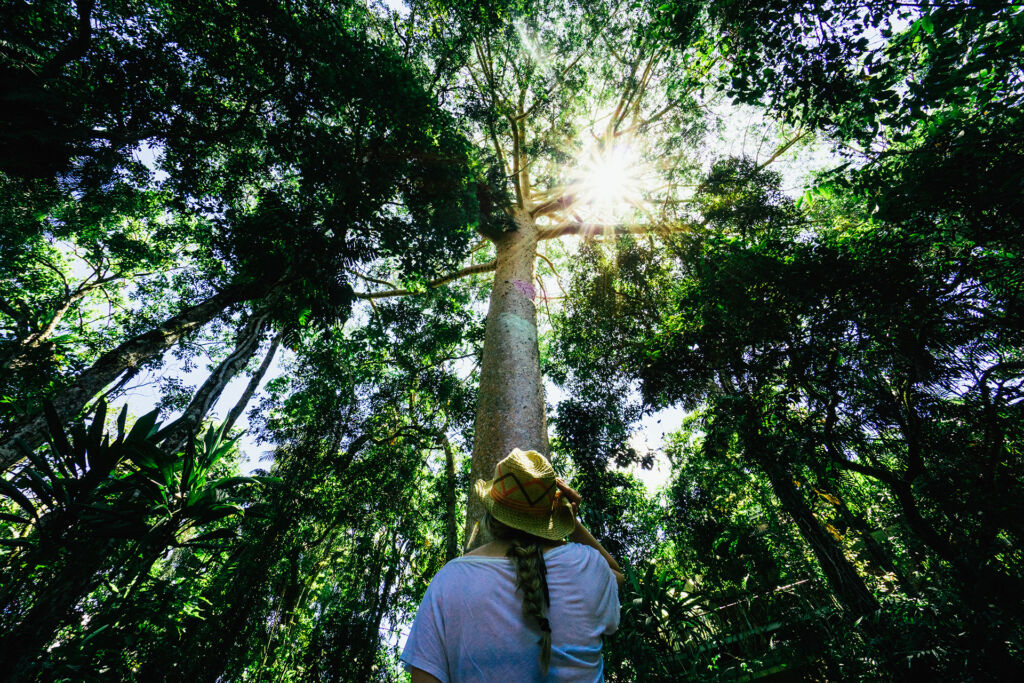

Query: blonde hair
left=486, top=513, right=553, bottom=674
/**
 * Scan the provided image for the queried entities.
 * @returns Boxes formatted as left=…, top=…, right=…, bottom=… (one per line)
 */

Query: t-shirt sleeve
left=401, top=577, right=449, bottom=682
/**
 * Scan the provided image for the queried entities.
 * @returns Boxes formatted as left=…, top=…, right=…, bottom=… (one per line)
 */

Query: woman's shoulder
left=433, top=552, right=513, bottom=581
left=563, top=541, right=601, bottom=557
left=436, top=543, right=599, bottom=575
left=548, top=542, right=604, bottom=568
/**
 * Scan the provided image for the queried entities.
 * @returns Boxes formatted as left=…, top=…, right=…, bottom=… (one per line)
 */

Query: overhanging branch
left=530, top=191, right=578, bottom=219
left=353, top=260, right=497, bottom=300
left=537, top=221, right=694, bottom=240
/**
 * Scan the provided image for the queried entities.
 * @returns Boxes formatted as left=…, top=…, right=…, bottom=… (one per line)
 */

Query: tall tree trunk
left=158, top=308, right=271, bottom=454
left=441, top=434, right=459, bottom=562
left=2, top=288, right=86, bottom=370
left=758, top=457, right=880, bottom=617
left=465, top=208, right=546, bottom=549
left=837, top=498, right=916, bottom=596
left=222, top=329, right=282, bottom=435
left=0, top=283, right=264, bottom=471
left=811, top=463, right=918, bottom=596
left=737, top=407, right=880, bottom=618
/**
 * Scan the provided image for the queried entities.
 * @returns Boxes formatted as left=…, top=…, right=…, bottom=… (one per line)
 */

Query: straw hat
left=474, top=448, right=576, bottom=541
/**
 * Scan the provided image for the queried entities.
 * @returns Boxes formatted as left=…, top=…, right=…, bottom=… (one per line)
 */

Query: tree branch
left=756, top=129, right=809, bottom=171
left=352, top=260, right=497, bottom=300
left=530, top=191, right=578, bottom=219
left=347, top=267, right=398, bottom=289
left=537, top=221, right=694, bottom=240
left=40, top=0, right=95, bottom=79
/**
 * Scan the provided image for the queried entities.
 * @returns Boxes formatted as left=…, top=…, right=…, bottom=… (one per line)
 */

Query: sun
left=573, top=143, right=647, bottom=224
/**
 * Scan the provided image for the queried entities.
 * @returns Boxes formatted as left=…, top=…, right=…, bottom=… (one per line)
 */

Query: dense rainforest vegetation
left=1, top=0, right=1022, bottom=680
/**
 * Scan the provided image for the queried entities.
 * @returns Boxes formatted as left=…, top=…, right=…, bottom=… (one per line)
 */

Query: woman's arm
left=569, top=519, right=626, bottom=586
left=556, top=479, right=626, bottom=587
left=410, top=667, right=442, bottom=683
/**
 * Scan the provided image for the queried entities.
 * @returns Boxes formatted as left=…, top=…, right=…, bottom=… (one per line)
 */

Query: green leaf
left=24, top=445, right=61, bottom=497
left=202, top=424, right=219, bottom=461
left=86, top=400, right=108, bottom=463
left=80, top=624, right=111, bottom=646
left=188, top=504, right=243, bottom=525
left=116, top=404, right=128, bottom=441
left=206, top=475, right=262, bottom=490
left=43, top=401, right=73, bottom=460
left=20, top=467, right=54, bottom=505
left=0, top=478, right=36, bottom=518
left=127, top=409, right=161, bottom=443
left=70, top=422, right=88, bottom=471
left=0, top=512, right=31, bottom=524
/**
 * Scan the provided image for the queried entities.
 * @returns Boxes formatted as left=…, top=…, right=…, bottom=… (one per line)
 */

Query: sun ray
left=570, top=140, right=650, bottom=225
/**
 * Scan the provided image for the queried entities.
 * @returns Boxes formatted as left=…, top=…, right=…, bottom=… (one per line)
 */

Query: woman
left=402, top=448, right=625, bottom=682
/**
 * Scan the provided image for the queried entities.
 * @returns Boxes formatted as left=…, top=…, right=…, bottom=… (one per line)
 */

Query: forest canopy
left=1, top=0, right=1023, bottom=680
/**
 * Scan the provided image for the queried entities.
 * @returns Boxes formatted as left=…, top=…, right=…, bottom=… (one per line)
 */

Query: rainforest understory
left=2, top=0, right=1023, bottom=680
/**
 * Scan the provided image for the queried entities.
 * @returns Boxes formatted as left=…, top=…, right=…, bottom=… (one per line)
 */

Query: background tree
left=2, top=0, right=1023, bottom=679
left=0, top=0, right=477, bottom=470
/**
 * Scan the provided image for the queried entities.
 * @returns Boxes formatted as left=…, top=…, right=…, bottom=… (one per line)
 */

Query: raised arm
left=556, top=479, right=626, bottom=587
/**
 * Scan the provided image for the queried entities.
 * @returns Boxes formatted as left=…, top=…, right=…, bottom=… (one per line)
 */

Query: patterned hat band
left=489, top=483, right=557, bottom=516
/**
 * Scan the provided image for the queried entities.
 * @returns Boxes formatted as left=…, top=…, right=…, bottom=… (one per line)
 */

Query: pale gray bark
left=0, top=284, right=263, bottom=472
left=158, top=309, right=272, bottom=455
left=464, top=208, right=548, bottom=550
left=222, top=330, right=283, bottom=436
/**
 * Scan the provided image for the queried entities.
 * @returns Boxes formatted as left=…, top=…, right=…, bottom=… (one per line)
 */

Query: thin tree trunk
left=158, top=309, right=271, bottom=454
left=838, top=498, right=916, bottom=596
left=465, top=208, right=547, bottom=549
left=441, top=434, right=459, bottom=562
left=0, top=283, right=264, bottom=471
left=758, top=457, right=880, bottom=617
left=3, top=290, right=85, bottom=371
left=811, top=459, right=917, bottom=596
left=737, top=404, right=881, bottom=618
left=222, top=329, right=282, bottom=435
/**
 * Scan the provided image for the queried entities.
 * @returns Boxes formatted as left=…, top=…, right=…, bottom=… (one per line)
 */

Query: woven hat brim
left=474, top=478, right=576, bottom=541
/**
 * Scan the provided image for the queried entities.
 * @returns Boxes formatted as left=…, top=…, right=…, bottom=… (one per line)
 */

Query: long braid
left=487, top=514, right=553, bottom=674
left=507, top=540, right=552, bottom=674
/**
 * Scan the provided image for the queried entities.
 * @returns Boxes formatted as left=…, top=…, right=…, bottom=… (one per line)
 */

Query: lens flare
left=573, top=143, right=646, bottom=225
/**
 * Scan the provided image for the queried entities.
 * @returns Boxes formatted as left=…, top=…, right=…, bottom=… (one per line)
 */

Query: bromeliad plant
left=122, top=419, right=277, bottom=577
left=0, top=400, right=158, bottom=556
left=0, top=400, right=274, bottom=678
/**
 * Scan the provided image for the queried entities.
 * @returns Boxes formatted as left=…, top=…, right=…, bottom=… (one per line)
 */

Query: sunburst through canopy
left=571, top=141, right=649, bottom=226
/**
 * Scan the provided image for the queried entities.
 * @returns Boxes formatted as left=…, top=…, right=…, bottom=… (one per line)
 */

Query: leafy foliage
left=2, top=0, right=1023, bottom=680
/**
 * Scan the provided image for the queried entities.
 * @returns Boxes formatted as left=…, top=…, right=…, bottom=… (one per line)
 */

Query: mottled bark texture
left=0, top=283, right=264, bottom=471
left=222, top=329, right=282, bottom=436
left=157, top=309, right=271, bottom=455
left=464, top=208, right=547, bottom=549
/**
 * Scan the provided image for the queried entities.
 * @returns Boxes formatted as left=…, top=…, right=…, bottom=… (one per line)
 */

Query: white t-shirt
left=401, top=543, right=620, bottom=682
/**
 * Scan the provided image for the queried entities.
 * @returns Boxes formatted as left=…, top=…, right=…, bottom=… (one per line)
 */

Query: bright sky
left=115, top=335, right=684, bottom=492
